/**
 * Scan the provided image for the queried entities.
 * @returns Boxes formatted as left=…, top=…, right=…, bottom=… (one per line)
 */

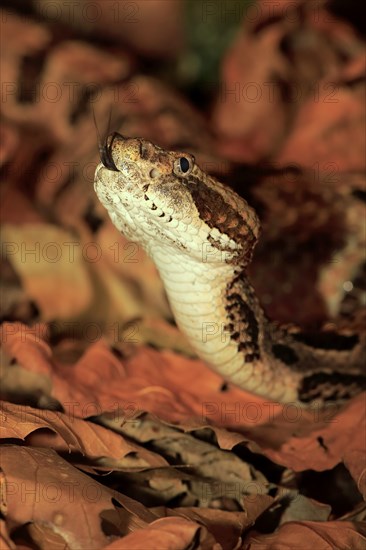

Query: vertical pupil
left=179, top=157, right=190, bottom=173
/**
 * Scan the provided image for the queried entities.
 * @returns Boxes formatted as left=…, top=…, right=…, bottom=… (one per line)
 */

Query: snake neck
left=147, top=243, right=301, bottom=402
left=147, top=242, right=366, bottom=405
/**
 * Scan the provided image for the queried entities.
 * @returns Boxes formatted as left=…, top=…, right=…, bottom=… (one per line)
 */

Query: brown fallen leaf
left=0, top=446, right=157, bottom=549
left=101, top=516, right=219, bottom=550
left=0, top=518, right=15, bottom=550
left=2, top=225, right=93, bottom=319
left=0, top=322, right=53, bottom=378
left=276, top=84, right=366, bottom=171
left=94, top=220, right=171, bottom=322
left=0, top=401, right=168, bottom=470
left=154, top=504, right=274, bottom=550
left=34, top=0, right=184, bottom=59
left=243, top=519, right=366, bottom=549
left=0, top=187, right=44, bottom=225
left=213, top=23, right=289, bottom=163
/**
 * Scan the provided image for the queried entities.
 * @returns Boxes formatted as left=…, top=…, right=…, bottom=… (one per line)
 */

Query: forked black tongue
left=100, top=132, right=121, bottom=172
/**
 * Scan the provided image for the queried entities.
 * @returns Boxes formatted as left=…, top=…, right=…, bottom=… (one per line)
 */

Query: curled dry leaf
left=0, top=446, right=157, bottom=549
left=101, top=516, right=219, bottom=550
left=276, top=84, right=366, bottom=171
left=0, top=401, right=168, bottom=470
left=100, top=412, right=270, bottom=509
left=154, top=504, right=274, bottom=550
left=243, top=519, right=366, bottom=549
left=0, top=322, right=53, bottom=378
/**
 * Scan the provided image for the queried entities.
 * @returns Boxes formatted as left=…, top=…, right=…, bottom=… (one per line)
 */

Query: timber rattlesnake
left=94, top=133, right=366, bottom=405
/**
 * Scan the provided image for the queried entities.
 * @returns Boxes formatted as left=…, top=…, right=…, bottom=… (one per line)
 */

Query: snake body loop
left=94, top=133, right=366, bottom=405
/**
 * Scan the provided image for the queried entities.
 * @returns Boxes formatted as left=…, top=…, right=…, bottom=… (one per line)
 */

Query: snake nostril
left=139, top=140, right=151, bottom=160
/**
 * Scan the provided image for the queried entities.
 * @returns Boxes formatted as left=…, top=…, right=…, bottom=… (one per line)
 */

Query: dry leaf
left=101, top=516, right=219, bottom=550
left=276, top=84, right=366, bottom=171
left=2, top=225, right=93, bottom=319
left=0, top=446, right=157, bottom=549
left=154, top=504, right=274, bottom=550
left=243, top=520, right=366, bottom=549
left=0, top=401, right=168, bottom=470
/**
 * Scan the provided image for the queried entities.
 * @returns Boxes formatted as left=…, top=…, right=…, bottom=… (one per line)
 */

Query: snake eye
left=179, top=157, right=190, bottom=172
left=174, top=155, right=193, bottom=176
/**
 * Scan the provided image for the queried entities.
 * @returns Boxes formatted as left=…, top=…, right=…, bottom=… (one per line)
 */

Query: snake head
left=94, top=133, right=260, bottom=266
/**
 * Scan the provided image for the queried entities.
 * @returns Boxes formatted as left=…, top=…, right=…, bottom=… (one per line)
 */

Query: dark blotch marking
left=272, top=343, right=299, bottom=365
left=293, top=331, right=359, bottom=351
left=185, top=176, right=257, bottom=263
left=299, top=371, right=366, bottom=403
left=226, top=291, right=260, bottom=358
left=245, top=353, right=260, bottom=362
left=230, top=293, right=259, bottom=346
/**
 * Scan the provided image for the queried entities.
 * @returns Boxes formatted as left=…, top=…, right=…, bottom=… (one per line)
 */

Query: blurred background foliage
left=0, top=0, right=251, bottom=103
left=177, top=0, right=253, bottom=91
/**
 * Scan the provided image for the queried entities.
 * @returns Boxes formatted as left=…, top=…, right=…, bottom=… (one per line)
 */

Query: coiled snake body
left=94, top=133, right=366, bottom=405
